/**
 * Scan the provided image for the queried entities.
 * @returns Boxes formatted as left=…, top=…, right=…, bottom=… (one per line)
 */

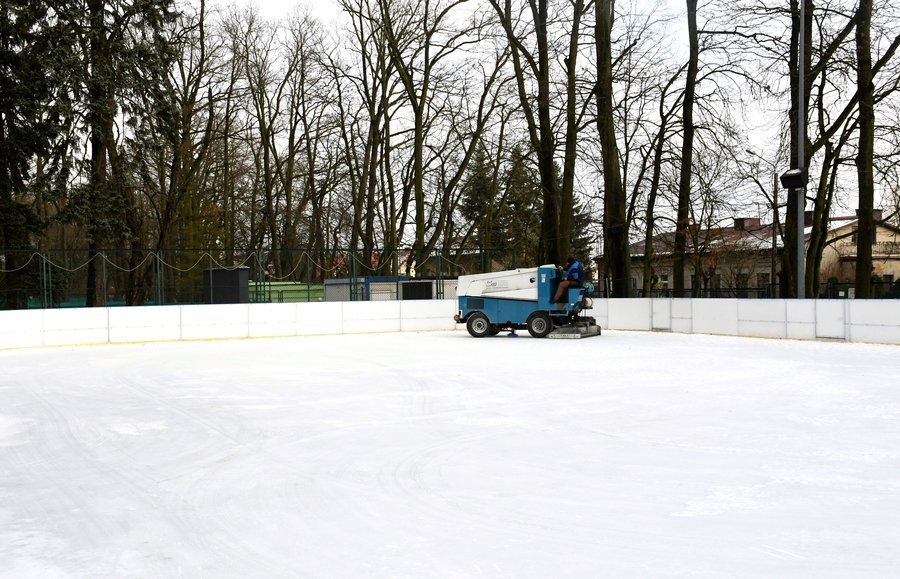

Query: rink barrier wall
left=586, top=298, right=900, bottom=345
left=0, top=298, right=898, bottom=349
left=0, top=300, right=458, bottom=349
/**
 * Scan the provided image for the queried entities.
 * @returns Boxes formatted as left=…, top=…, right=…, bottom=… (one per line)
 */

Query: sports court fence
left=0, top=247, right=517, bottom=310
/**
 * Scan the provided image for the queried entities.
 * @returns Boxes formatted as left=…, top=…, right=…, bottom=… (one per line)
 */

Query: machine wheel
left=526, top=312, right=553, bottom=338
left=466, top=312, right=492, bottom=338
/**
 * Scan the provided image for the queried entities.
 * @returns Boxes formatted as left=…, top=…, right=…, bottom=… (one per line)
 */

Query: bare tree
left=595, top=0, right=630, bottom=295
left=488, top=0, right=591, bottom=265
left=333, top=0, right=400, bottom=271
left=379, top=0, right=505, bottom=272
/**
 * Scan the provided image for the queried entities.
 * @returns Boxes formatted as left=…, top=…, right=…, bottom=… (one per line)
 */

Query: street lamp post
left=781, top=167, right=809, bottom=296
left=771, top=172, right=778, bottom=294
left=795, top=0, right=807, bottom=299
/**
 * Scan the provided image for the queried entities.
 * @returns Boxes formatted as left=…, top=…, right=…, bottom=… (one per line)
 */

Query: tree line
left=1, top=0, right=898, bottom=307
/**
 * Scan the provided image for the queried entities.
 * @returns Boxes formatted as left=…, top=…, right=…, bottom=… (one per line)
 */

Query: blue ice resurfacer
left=453, top=265, right=600, bottom=338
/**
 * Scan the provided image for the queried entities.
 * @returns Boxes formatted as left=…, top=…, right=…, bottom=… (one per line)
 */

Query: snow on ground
left=1, top=330, right=899, bottom=578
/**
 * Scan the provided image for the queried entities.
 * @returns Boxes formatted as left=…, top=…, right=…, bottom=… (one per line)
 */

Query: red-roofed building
left=620, top=210, right=900, bottom=297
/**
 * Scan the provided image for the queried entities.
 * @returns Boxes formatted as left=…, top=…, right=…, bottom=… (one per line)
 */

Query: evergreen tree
left=504, top=145, right=542, bottom=266
left=569, top=198, right=594, bottom=265
left=0, top=3, right=67, bottom=308
left=54, top=0, right=178, bottom=305
left=459, top=145, right=503, bottom=249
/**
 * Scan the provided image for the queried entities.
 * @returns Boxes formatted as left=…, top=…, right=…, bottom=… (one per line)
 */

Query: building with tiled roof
left=615, top=210, right=900, bottom=298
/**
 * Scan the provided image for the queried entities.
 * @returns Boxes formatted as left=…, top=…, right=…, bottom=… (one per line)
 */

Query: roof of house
left=629, top=221, right=778, bottom=258
left=626, top=214, right=897, bottom=259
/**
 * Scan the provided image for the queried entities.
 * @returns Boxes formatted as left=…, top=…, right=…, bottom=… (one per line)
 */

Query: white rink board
left=180, top=304, right=250, bottom=341
left=296, top=301, right=343, bottom=335
left=692, top=299, right=739, bottom=336
left=606, top=298, right=651, bottom=331
left=602, top=298, right=899, bottom=345
left=41, top=307, right=109, bottom=347
left=0, top=309, right=43, bottom=349
left=849, top=300, right=900, bottom=343
left=738, top=299, right=787, bottom=339
left=342, top=301, right=402, bottom=334
left=109, top=305, right=182, bottom=344
left=1, top=298, right=899, bottom=349
left=400, top=299, right=457, bottom=332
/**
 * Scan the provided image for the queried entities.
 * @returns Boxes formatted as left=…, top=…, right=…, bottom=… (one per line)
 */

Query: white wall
left=593, top=298, right=900, bottom=345
left=0, top=300, right=458, bottom=350
left=1, top=298, right=898, bottom=350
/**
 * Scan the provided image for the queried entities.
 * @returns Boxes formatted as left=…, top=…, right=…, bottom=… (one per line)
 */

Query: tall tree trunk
left=488, top=0, right=561, bottom=265
left=560, top=0, right=585, bottom=262
left=535, top=0, right=561, bottom=265
left=672, top=0, right=698, bottom=297
left=854, top=0, right=874, bottom=298
left=86, top=0, right=111, bottom=307
left=596, top=0, right=629, bottom=297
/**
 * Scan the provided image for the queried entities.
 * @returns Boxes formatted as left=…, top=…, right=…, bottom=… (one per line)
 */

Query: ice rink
left=2, top=329, right=899, bottom=578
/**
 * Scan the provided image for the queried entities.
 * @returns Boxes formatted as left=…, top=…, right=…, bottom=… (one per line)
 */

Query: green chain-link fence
left=0, top=247, right=517, bottom=310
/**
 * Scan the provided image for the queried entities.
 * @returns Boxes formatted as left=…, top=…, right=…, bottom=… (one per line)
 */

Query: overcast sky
left=225, top=0, right=342, bottom=22
left=221, top=0, right=690, bottom=28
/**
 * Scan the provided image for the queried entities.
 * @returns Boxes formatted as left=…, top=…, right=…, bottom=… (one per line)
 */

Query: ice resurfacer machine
left=453, top=265, right=600, bottom=338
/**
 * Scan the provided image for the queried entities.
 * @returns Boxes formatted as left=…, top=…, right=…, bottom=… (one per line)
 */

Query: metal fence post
left=436, top=249, right=444, bottom=299
left=154, top=253, right=164, bottom=305
left=306, top=252, right=312, bottom=302
left=350, top=249, right=358, bottom=301
left=254, top=250, right=265, bottom=303
left=40, top=252, right=51, bottom=308
left=207, top=253, right=213, bottom=304
left=101, top=250, right=108, bottom=306
left=37, top=252, right=44, bottom=308
left=262, top=250, right=270, bottom=302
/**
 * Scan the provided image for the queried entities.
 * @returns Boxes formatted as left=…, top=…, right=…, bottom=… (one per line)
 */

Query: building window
left=660, top=274, right=669, bottom=289
left=851, top=228, right=858, bottom=244
left=736, top=273, right=750, bottom=288
left=884, top=274, right=894, bottom=284
left=757, top=273, right=770, bottom=288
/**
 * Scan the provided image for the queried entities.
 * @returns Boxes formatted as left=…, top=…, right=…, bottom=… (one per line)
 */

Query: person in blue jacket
left=553, top=256, right=584, bottom=303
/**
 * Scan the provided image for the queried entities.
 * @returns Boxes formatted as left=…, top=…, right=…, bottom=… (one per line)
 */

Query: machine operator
left=553, top=256, right=583, bottom=303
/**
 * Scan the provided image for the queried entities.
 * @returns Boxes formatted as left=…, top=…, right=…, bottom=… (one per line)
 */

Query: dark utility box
left=203, top=267, right=250, bottom=304
left=401, top=280, right=433, bottom=300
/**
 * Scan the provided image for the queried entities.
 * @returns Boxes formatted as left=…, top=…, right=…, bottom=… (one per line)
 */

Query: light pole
left=781, top=166, right=809, bottom=297
left=772, top=172, right=778, bottom=292
left=795, top=0, right=807, bottom=299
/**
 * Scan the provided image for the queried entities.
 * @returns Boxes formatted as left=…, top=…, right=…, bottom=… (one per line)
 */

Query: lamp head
left=780, top=168, right=808, bottom=189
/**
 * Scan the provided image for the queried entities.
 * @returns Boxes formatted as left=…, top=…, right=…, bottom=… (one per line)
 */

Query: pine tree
left=569, top=198, right=594, bottom=265
left=504, top=145, right=542, bottom=266
left=0, top=2, right=66, bottom=309
left=459, top=146, right=502, bottom=249
left=54, top=0, right=178, bottom=306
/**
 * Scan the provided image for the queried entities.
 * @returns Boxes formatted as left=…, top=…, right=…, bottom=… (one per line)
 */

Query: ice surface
left=1, top=331, right=899, bottom=577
